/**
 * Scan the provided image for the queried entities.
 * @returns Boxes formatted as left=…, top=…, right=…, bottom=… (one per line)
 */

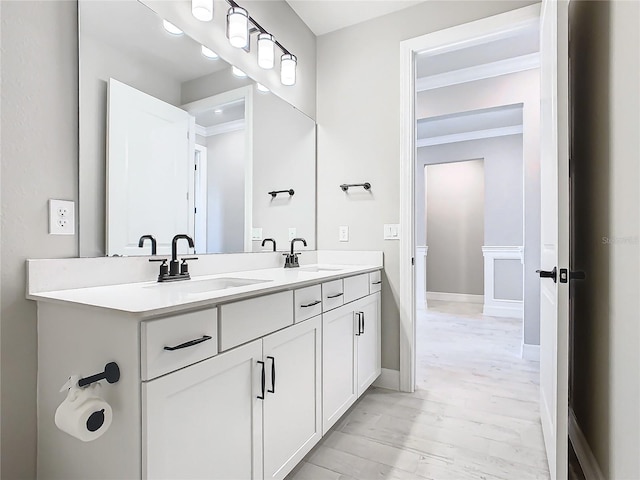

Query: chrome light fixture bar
left=224, top=0, right=297, bottom=85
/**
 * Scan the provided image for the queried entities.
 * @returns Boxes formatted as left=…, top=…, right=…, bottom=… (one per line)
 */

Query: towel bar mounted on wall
left=340, top=183, right=371, bottom=192
left=268, top=189, right=295, bottom=198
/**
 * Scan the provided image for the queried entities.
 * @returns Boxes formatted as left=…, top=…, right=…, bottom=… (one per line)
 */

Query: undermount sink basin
left=146, top=277, right=270, bottom=294
left=297, top=266, right=343, bottom=273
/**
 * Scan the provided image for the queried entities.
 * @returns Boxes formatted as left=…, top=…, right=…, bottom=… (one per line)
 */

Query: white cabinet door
left=322, top=304, right=357, bottom=434
left=262, top=317, right=322, bottom=480
left=355, top=292, right=381, bottom=397
left=143, top=340, right=263, bottom=480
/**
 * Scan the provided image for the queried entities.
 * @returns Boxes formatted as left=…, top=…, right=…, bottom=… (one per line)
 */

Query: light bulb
left=280, top=54, right=297, bottom=86
left=201, top=45, right=219, bottom=59
left=232, top=66, right=247, bottom=78
left=257, top=33, right=275, bottom=69
left=257, top=83, right=269, bottom=93
left=162, top=20, right=183, bottom=36
left=227, top=7, right=249, bottom=49
left=191, top=0, right=213, bottom=21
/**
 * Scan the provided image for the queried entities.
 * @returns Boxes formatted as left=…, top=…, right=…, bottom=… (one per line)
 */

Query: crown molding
left=416, top=52, right=540, bottom=92
left=195, top=119, right=245, bottom=138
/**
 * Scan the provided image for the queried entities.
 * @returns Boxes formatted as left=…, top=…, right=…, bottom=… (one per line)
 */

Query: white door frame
left=398, top=4, right=541, bottom=392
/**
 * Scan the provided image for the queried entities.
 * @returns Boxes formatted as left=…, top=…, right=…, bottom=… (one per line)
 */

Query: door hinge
left=411, top=257, right=415, bottom=266
left=194, top=207, right=197, bottom=214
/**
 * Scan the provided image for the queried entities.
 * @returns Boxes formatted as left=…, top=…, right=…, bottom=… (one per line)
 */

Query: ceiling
left=285, top=0, right=426, bottom=36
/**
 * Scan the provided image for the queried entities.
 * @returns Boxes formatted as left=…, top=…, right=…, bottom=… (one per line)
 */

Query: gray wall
left=1, top=2, right=79, bottom=478
left=316, top=0, right=537, bottom=370
left=571, top=1, right=640, bottom=478
left=79, top=30, right=182, bottom=257
left=425, top=160, right=485, bottom=295
left=417, top=70, right=540, bottom=345
left=205, top=129, right=246, bottom=253
left=251, top=90, right=316, bottom=252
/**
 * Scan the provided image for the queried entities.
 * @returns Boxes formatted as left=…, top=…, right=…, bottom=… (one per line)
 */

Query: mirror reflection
left=78, top=0, right=316, bottom=257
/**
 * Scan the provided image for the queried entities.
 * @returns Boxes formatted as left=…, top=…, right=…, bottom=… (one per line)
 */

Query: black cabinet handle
left=301, top=300, right=321, bottom=308
left=355, top=312, right=362, bottom=336
left=327, top=292, right=344, bottom=299
left=163, top=335, right=212, bottom=351
left=267, top=356, right=276, bottom=394
left=361, top=312, right=365, bottom=335
left=257, top=361, right=265, bottom=400
left=536, top=267, right=557, bottom=283
left=371, top=281, right=382, bottom=285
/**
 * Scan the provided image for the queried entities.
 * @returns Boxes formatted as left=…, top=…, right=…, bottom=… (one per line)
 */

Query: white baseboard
left=426, top=292, right=484, bottom=304
left=373, top=368, right=400, bottom=391
left=569, top=408, right=605, bottom=480
left=483, top=303, right=523, bottom=318
left=521, top=343, right=540, bottom=361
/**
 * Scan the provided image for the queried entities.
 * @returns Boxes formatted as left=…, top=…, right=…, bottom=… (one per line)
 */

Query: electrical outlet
left=252, top=228, right=263, bottom=241
left=288, top=227, right=297, bottom=241
left=339, top=225, right=349, bottom=242
left=49, top=199, right=75, bottom=235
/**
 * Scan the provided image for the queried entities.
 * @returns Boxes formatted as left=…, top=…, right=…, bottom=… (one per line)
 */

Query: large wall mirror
left=78, top=0, right=316, bottom=257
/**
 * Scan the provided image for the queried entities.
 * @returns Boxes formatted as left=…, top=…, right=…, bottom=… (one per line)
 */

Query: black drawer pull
left=301, top=300, right=321, bottom=308
left=327, top=292, right=344, bottom=299
left=267, top=356, right=276, bottom=394
left=361, top=312, right=365, bottom=334
left=355, top=312, right=362, bottom=336
left=257, top=361, right=265, bottom=400
left=371, top=281, right=382, bottom=285
left=163, top=335, right=212, bottom=351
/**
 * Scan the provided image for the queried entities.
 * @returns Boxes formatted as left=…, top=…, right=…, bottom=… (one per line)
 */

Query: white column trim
left=399, top=3, right=542, bottom=393
left=415, top=246, right=428, bottom=309
left=482, top=246, right=524, bottom=319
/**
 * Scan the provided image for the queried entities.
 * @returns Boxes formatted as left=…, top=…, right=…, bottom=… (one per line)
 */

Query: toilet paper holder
left=77, top=362, right=120, bottom=388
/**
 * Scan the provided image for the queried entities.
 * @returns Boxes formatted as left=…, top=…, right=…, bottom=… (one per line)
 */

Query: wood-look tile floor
left=286, top=300, right=550, bottom=480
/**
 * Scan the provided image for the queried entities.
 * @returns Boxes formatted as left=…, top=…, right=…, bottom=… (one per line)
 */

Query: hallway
left=287, top=301, right=549, bottom=479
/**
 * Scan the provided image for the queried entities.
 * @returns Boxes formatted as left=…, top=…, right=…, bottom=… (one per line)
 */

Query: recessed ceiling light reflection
left=232, top=66, right=247, bottom=78
left=162, top=20, right=183, bottom=35
left=201, top=45, right=219, bottom=59
left=256, top=83, right=270, bottom=93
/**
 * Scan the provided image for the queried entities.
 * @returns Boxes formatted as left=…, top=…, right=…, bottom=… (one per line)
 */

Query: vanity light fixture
left=224, top=0, right=297, bottom=86
left=256, top=83, right=270, bottom=93
left=280, top=54, right=297, bottom=86
left=192, top=0, right=213, bottom=21
left=227, top=6, right=249, bottom=48
left=162, top=20, right=183, bottom=35
left=201, top=45, right=219, bottom=59
left=232, top=66, right=247, bottom=78
left=257, top=33, right=275, bottom=69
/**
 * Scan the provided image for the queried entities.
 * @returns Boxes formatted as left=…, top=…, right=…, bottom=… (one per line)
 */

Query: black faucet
left=169, top=234, right=195, bottom=278
left=284, top=238, right=307, bottom=268
left=138, top=235, right=157, bottom=255
left=262, top=238, right=277, bottom=252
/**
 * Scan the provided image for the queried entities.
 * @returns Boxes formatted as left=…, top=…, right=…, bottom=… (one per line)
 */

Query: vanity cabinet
left=143, top=315, right=321, bottom=480
left=322, top=291, right=381, bottom=433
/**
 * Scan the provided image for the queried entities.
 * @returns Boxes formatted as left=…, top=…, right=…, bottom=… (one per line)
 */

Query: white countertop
left=28, top=264, right=381, bottom=318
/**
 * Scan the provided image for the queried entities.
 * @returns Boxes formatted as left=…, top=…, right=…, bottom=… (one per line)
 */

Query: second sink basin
left=147, top=277, right=270, bottom=294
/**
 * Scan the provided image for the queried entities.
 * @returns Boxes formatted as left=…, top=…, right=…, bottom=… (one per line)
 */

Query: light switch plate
left=339, top=226, right=349, bottom=242
left=252, top=228, right=263, bottom=241
left=383, top=224, right=400, bottom=240
left=49, top=199, right=75, bottom=235
left=288, top=227, right=297, bottom=241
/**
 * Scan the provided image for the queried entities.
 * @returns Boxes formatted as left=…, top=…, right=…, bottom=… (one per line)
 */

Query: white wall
left=571, top=1, right=640, bottom=478
left=417, top=70, right=540, bottom=345
left=205, top=129, right=246, bottom=253
left=316, top=0, right=538, bottom=370
left=79, top=31, right=182, bottom=257
left=1, top=2, right=79, bottom=478
left=425, top=160, right=485, bottom=295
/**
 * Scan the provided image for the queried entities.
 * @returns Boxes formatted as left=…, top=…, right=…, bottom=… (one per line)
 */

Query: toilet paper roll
left=55, top=384, right=113, bottom=442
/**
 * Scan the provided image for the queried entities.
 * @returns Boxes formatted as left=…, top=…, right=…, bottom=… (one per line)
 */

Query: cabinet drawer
left=369, top=271, right=382, bottom=293
left=295, top=285, right=322, bottom=323
left=141, top=308, right=218, bottom=381
left=343, top=274, right=370, bottom=304
left=322, top=279, right=344, bottom=312
left=219, top=291, right=293, bottom=351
